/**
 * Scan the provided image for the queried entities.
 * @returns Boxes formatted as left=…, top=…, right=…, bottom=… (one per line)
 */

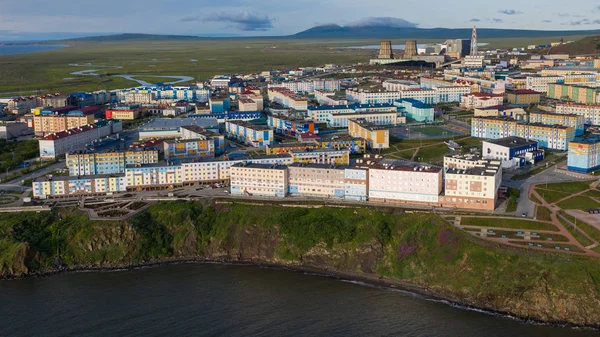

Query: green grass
left=414, top=126, right=458, bottom=137
left=540, top=181, right=594, bottom=194
left=535, top=188, right=573, bottom=204
left=506, top=188, right=521, bottom=212
left=559, top=211, right=600, bottom=243
left=460, top=217, right=559, bottom=231
left=557, top=214, right=594, bottom=247
left=556, top=196, right=600, bottom=211
left=530, top=193, right=544, bottom=205
left=414, top=146, right=451, bottom=165
left=536, top=206, right=553, bottom=222
left=507, top=240, right=585, bottom=253
left=583, top=189, right=600, bottom=199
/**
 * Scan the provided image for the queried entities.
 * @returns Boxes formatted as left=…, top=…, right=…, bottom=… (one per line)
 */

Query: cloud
left=499, top=9, right=523, bottom=15
left=199, top=12, right=274, bottom=31
left=180, top=16, right=200, bottom=22
left=491, top=18, right=504, bottom=23
left=469, top=18, right=481, bottom=22
left=346, top=17, right=418, bottom=28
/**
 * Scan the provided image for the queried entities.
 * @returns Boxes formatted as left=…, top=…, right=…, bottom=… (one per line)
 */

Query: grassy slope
left=1, top=201, right=600, bottom=324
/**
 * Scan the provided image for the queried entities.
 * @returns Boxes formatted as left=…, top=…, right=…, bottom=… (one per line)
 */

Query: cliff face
left=1, top=201, right=600, bottom=326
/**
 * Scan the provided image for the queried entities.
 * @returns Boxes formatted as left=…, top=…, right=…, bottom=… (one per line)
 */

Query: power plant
left=378, top=41, right=393, bottom=59
left=404, top=40, right=418, bottom=57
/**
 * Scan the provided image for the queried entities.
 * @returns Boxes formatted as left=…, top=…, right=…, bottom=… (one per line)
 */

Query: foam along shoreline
left=3, top=257, right=598, bottom=331
left=68, top=63, right=194, bottom=86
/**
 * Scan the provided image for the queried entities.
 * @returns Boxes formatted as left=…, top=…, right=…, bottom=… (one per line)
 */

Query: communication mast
left=470, top=25, right=478, bottom=56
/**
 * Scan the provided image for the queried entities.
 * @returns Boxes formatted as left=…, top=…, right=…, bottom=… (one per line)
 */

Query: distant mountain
left=62, top=33, right=206, bottom=42
left=547, top=36, right=600, bottom=55
left=293, top=25, right=600, bottom=39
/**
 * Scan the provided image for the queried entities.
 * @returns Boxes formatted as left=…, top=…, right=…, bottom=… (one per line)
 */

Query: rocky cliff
left=1, top=200, right=600, bottom=327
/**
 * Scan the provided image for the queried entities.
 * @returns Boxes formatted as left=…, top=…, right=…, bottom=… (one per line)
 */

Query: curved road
left=68, top=63, right=194, bottom=86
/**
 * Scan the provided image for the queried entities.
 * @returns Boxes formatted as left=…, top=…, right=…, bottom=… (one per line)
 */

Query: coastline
left=3, top=256, right=598, bottom=331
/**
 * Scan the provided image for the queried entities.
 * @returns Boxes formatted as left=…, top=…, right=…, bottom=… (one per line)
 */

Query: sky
left=1, top=0, right=600, bottom=40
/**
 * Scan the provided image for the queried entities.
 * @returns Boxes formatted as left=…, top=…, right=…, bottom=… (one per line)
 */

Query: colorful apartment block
left=105, top=109, right=141, bottom=120
left=267, top=115, right=317, bottom=136
left=225, top=121, right=274, bottom=147
left=289, top=148, right=350, bottom=165
left=125, top=163, right=182, bottom=190
left=394, top=99, right=435, bottom=122
left=460, top=93, right=504, bottom=110
left=32, top=174, right=127, bottom=199
left=568, top=135, right=600, bottom=173
left=529, top=111, right=584, bottom=136
left=547, top=83, right=600, bottom=104
left=163, top=139, right=215, bottom=161
left=33, top=113, right=96, bottom=136
left=66, top=150, right=159, bottom=176
left=267, top=87, right=308, bottom=110
left=555, top=103, right=600, bottom=126
left=179, top=125, right=225, bottom=155
left=230, top=163, right=288, bottom=197
left=287, top=163, right=346, bottom=198
left=348, top=119, right=389, bottom=149
left=505, top=89, right=541, bottom=105
left=39, top=120, right=123, bottom=159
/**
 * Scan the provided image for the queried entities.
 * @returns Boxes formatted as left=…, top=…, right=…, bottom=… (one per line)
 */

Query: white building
left=460, top=93, right=504, bottom=110
left=230, top=163, right=288, bottom=197
left=347, top=86, right=471, bottom=105
left=556, top=103, right=600, bottom=126
left=38, top=120, right=123, bottom=159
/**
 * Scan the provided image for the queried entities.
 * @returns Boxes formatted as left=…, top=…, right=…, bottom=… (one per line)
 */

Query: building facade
left=567, top=135, right=600, bottom=173
left=481, top=137, right=544, bottom=168
left=163, top=139, right=215, bottom=161
left=529, top=111, right=584, bottom=136
left=394, top=99, right=435, bottom=122
left=230, top=163, right=288, bottom=197
left=555, top=103, right=600, bottom=126
left=39, top=120, right=123, bottom=159
left=348, top=119, right=389, bottom=149
left=225, top=121, right=274, bottom=147
left=287, top=163, right=346, bottom=198
left=33, top=174, right=127, bottom=199
left=66, top=150, right=159, bottom=176
left=289, top=148, right=350, bottom=165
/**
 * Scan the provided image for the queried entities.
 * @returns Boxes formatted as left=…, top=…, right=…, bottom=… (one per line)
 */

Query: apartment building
left=163, top=139, right=215, bottom=161
left=568, top=135, right=600, bottom=173
left=268, top=79, right=340, bottom=94
left=125, top=163, right=181, bottom=190
left=343, top=168, right=369, bottom=201
left=230, top=163, right=288, bottom=197
left=306, top=104, right=397, bottom=123
left=314, top=90, right=348, bottom=106
left=529, top=111, right=584, bottom=136
left=356, top=155, right=443, bottom=205
left=225, top=121, right=274, bottom=147
left=180, top=125, right=225, bottom=154
left=105, top=109, right=141, bottom=120
left=346, top=86, right=471, bottom=105
left=32, top=174, right=127, bottom=199
left=289, top=148, right=350, bottom=165
left=267, top=115, right=318, bottom=136
left=267, top=87, right=308, bottom=110
left=0, top=122, right=30, bottom=140
left=327, top=111, right=403, bottom=128
left=33, top=113, right=96, bottom=136
left=525, top=74, right=596, bottom=93
left=547, top=83, right=600, bottom=104
left=393, top=99, right=435, bottom=122
left=7, top=96, right=38, bottom=114
left=440, top=154, right=502, bottom=211
left=238, top=98, right=259, bottom=112
left=348, top=119, right=389, bottom=149
left=39, top=120, right=123, bottom=159
left=382, top=80, right=420, bottom=91
left=460, top=93, right=504, bottom=110
left=124, top=92, right=155, bottom=104
left=474, top=106, right=527, bottom=120
left=66, top=150, right=159, bottom=176
left=470, top=117, right=575, bottom=150
left=555, top=103, right=600, bottom=126
left=481, top=137, right=544, bottom=168
left=287, top=163, right=346, bottom=198
left=505, top=89, right=541, bottom=105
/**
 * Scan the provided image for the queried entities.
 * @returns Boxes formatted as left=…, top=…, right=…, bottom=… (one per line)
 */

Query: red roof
left=298, top=132, right=320, bottom=140
left=42, top=124, right=97, bottom=140
left=464, top=92, right=503, bottom=98
left=512, top=89, right=541, bottom=95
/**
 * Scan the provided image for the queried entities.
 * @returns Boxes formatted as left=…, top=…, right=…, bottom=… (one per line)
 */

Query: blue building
left=394, top=99, right=435, bottom=122
left=567, top=135, right=600, bottom=173
left=482, top=136, right=544, bottom=168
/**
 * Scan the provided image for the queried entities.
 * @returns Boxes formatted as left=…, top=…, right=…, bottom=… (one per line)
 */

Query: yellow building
left=33, top=114, right=95, bottom=135
left=289, top=148, right=350, bottom=165
left=348, top=119, right=389, bottom=149
left=505, top=89, right=541, bottom=105
left=547, top=83, right=600, bottom=104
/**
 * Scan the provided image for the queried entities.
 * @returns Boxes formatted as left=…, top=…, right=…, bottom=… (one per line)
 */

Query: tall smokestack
left=378, top=41, right=393, bottom=59
left=470, top=26, right=478, bottom=56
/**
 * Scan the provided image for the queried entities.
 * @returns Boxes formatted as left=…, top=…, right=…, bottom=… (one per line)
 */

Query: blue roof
left=394, top=98, right=433, bottom=109
left=571, top=135, right=600, bottom=144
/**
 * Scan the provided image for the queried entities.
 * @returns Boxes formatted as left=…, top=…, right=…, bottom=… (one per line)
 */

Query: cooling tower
left=378, top=41, right=393, bottom=59
left=404, top=40, right=418, bottom=57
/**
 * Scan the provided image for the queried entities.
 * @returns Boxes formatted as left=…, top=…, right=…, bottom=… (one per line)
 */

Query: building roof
left=231, top=162, right=287, bottom=170
left=289, top=147, right=350, bottom=154
left=34, top=173, right=125, bottom=183
left=355, top=155, right=441, bottom=173
left=307, top=103, right=396, bottom=111
left=484, top=136, right=538, bottom=148
left=350, top=118, right=388, bottom=130
left=226, top=120, right=270, bottom=131
left=509, top=89, right=542, bottom=95
left=288, top=162, right=348, bottom=170
left=570, top=135, right=600, bottom=145
left=445, top=166, right=499, bottom=177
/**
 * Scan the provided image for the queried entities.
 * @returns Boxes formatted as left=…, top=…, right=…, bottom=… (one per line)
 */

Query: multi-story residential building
left=460, top=93, right=504, bottom=110
left=355, top=155, right=443, bottom=205
left=268, top=79, right=340, bottom=93
left=568, top=135, right=600, bottom=173
left=348, top=119, right=389, bottom=149
left=382, top=80, right=420, bottom=91
left=163, top=139, right=215, bottom=161
left=210, top=76, right=231, bottom=88
left=125, top=163, right=182, bottom=190
left=474, top=106, right=527, bottom=120
left=547, top=83, right=600, bottom=104
left=482, top=137, right=544, bottom=168
left=124, top=92, right=155, bottom=104
left=529, top=111, right=584, bottom=136
left=393, top=99, right=435, bottom=122
left=105, top=108, right=141, bottom=120
left=442, top=75, right=506, bottom=95
left=462, top=55, right=485, bottom=68
left=37, top=93, right=69, bottom=108
left=314, top=90, right=348, bottom=106
left=66, top=150, right=159, bottom=176
left=266, top=142, right=321, bottom=155
left=7, top=96, right=38, bottom=114
left=33, top=113, right=96, bottom=136
left=317, top=135, right=367, bottom=154
left=267, top=87, right=308, bottom=110
left=289, top=148, right=350, bottom=165
left=327, top=111, right=403, bottom=128
left=180, top=125, right=225, bottom=155
left=343, top=168, right=369, bottom=201
left=238, top=98, right=259, bottom=112
left=287, top=163, right=346, bottom=198
left=505, top=89, right=541, bottom=105
left=471, top=117, right=575, bottom=150
left=0, top=122, right=29, bottom=140
left=267, top=115, right=318, bottom=136
left=347, top=86, right=471, bottom=105
left=440, top=154, right=502, bottom=211
left=306, top=104, right=398, bottom=123
left=555, top=103, right=600, bottom=126
left=225, top=121, right=274, bottom=147
left=32, top=174, right=127, bottom=199
left=525, top=74, right=596, bottom=93
left=209, top=95, right=231, bottom=113
left=39, top=120, right=123, bottom=159
left=230, top=163, right=288, bottom=197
